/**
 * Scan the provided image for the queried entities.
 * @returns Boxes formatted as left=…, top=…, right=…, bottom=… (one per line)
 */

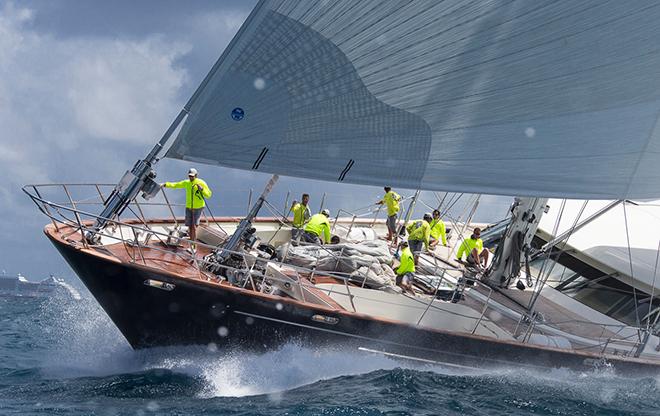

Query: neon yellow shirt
left=304, top=213, right=331, bottom=243
left=291, top=203, right=311, bottom=228
left=406, top=219, right=431, bottom=250
left=396, top=246, right=415, bottom=275
left=381, top=191, right=401, bottom=217
left=430, top=218, right=447, bottom=246
left=164, top=178, right=212, bottom=209
left=456, top=237, right=484, bottom=261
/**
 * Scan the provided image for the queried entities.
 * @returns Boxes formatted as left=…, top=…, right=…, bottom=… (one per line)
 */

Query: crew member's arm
left=456, top=240, right=466, bottom=261
left=163, top=180, right=187, bottom=189
left=424, top=224, right=431, bottom=251
left=322, top=222, right=331, bottom=244
left=198, top=181, right=212, bottom=199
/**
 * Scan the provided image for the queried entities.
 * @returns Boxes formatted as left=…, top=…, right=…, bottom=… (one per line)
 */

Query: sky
left=0, top=0, right=511, bottom=279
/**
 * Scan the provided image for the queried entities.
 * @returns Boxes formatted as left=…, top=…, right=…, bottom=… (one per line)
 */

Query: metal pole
left=319, top=192, right=326, bottom=213
left=397, top=190, right=420, bottom=244
left=283, top=191, right=290, bottom=218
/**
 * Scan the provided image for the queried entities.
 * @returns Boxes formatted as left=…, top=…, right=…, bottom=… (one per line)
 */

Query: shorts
left=396, top=272, right=415, bottom=286
left=386, top=214, right=397, bottom=234
left=185, top=208, right=203, bottom=227
left=408, top=239, right=423, bottom=254
left=302, top=231, right=322, bottom=245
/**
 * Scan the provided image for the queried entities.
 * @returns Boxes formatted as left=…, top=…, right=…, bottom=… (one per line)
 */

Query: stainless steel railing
left=23, top=183, right=650, bottom=357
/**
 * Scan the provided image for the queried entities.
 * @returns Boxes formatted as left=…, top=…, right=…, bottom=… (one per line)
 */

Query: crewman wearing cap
left=161, top=168, right=213, bottom=248
left=406, top=212, right=432, bottom=265
left=303, top=209, right=332, bottom=245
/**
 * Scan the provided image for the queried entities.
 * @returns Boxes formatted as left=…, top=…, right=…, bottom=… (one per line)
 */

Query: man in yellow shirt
left=429, top=209, right=448, bottom=249
left=395, top=241, right=416, bottom=295
left=406, top=212, right=432, bottom=265
left=303, top=209, right=331, bottom=245
left=161, top=168, right=212, bottom=246
left=376, top=186, right=401, bottom=241
left=290, top=193, right=311, bottom=241
left=456, top=227, right=488, bottom=270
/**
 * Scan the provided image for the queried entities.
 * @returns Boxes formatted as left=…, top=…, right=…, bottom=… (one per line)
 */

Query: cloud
left=0, top=2, right=191, bottom=201
left=189, top=9, right=248, bottom=41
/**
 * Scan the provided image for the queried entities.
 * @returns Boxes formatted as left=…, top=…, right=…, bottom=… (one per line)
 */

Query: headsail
left=166, top=0, right=660, bottom=199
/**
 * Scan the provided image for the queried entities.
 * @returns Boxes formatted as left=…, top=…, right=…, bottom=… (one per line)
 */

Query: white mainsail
left=166, top=0, right=660, bottom=199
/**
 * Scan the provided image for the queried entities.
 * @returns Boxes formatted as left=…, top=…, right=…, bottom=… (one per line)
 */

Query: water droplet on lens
left=254, top=77, right=266, bottom=90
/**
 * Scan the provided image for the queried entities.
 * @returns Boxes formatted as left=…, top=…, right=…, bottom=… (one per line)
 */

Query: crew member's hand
left=160, top=183, right=165, bottom=188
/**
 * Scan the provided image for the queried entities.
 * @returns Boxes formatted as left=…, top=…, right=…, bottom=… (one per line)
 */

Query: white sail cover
left=166, top=0, right=660, bottom=199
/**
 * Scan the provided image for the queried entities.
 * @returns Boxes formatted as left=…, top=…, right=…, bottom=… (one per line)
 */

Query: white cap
left=188, top=168, right=198, bottom=176
left=321, top=209, right=330, bottom=217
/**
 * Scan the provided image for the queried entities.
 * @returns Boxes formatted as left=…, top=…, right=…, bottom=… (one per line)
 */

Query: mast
left=484, top=197, right=548, bottom=288
left=207, top=174, right=279, bottom=270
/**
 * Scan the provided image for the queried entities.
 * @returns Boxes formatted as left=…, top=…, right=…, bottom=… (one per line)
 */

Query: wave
left=7, top=290, right=660, bottom=414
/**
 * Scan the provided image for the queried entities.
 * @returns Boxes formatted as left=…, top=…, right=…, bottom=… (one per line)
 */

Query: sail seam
left=338, top=159, right=355, bottom=181
left=252, top=147, right=269, bottom=170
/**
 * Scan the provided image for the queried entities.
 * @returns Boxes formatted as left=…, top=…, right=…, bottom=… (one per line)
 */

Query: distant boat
left=0, top=273, right=81, bottom=299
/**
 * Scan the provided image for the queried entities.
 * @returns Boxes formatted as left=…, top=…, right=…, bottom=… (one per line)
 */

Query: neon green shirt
left=456, top=237, right=484, bottom=261
left=430, top=218, right=447, bottom=246
left=164, top=178, right=212, bottom=209
left=291, top=203, right=311, bottom=228
left=406, top=219, right=431, bottom=250
left=396, top=246, right=415, bottom=275
left=381, top=191, right=401, bottom=217
left=304, top=213, right=331, bottom=243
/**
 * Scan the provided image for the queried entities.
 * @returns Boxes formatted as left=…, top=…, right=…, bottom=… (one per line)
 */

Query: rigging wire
left=647, top=239, right=660, bottom=332
left=528, top=199, right=589, bottom=312
left=622, top=201, right=642, bottom=328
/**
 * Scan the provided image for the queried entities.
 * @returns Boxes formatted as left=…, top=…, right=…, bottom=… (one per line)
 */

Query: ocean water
left=2, top=293, right=660, bottom=416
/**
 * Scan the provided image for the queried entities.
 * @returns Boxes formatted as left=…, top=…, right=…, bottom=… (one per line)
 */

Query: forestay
left=166, top=0, right=660, bottom=199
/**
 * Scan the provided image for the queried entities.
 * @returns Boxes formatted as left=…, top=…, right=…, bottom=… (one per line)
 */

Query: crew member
left=290, top=193, right=311, bottom=241
left=456, top=227, right=488, bottom=270
left=161, top=168, right=212, bottom=248
left=376, top=187, right=401, bottom=241
left=406, top=212, right=432, bottom=265
left=429, top=209, right=448, bottom=249
left=395, top=241, right=416, bottom=295
left=303, top=209, right=331, bottom=245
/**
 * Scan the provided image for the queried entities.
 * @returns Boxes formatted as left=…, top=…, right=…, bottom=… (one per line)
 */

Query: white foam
left=36, top=291, right=660, bottom=401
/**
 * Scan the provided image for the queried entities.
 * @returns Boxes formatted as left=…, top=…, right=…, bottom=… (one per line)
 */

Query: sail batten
left=166, top=0, right=660, bottom=199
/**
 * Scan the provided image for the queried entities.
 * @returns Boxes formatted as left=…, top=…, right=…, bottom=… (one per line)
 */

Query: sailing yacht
left=24, top=1, right=660, bottom=376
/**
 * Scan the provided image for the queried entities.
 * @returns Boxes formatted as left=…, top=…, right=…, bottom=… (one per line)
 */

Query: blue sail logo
left=231, top=107, right=245, bottom=121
